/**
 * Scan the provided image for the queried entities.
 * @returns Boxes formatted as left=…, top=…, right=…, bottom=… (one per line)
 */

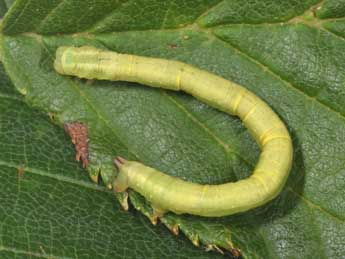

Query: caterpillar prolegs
left=54, top=46, right=293, bottom=217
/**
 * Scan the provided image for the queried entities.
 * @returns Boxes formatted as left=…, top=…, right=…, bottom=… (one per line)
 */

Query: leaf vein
left=211, top=33, right=345, bottom=121
left=2, top=0, right=32, bottom=33
left=35, top=0, right=64, bottom=31
left=288, top=188, right=344, bottom=222
left=0, top=245, right=72, bottom=259
left=86, top=0, right=133, bottom=32
left=0, top=160, right=107, bottom=192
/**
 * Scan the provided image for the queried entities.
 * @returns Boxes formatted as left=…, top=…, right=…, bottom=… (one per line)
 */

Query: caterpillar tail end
left=113, top=156, right=129, bottom=193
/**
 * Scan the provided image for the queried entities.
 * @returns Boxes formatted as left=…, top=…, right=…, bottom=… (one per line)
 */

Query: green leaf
left=315, top=0, right=345, bottom=19
left=0, top=0, right=13, bottom=18
left=316, top=0, right=345, bottom=38
left=1, top=0, right=344, bottom=258
left=0, top=64, right=224, bottom=259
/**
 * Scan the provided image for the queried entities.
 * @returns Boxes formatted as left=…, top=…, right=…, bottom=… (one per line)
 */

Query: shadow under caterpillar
left=54, top=46, right=293, bottom=218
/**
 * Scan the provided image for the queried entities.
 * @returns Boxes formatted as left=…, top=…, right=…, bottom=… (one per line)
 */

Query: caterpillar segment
left=55, top=46, right=293, bottom=218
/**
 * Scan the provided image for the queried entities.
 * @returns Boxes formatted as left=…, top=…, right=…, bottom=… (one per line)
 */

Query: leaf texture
left=0, top=0, right=344, bottom=258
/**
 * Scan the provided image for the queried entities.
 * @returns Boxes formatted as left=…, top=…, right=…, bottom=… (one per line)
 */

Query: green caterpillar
left=54, top=46, right=293, bottom=217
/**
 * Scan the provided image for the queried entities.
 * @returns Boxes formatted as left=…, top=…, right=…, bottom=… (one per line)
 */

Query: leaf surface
left=0, top=1, right=344, bottom=258
left=0, top=64, right=223, bottom=259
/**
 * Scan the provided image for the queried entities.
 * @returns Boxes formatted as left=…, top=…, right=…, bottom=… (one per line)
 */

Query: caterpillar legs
left=113, top=156, right=167, bottom=222
left=151, top=206, right=167, bottom=225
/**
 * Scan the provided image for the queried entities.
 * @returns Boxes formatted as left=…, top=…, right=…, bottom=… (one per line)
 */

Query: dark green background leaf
left=0, top=0, right=344, bottom=258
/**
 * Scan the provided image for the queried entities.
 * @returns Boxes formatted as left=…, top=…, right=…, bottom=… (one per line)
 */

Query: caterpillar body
left=54, top=46, right=293, bottom=217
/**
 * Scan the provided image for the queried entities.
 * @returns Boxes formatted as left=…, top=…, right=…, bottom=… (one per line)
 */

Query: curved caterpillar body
left=54, top=46, right=293, bottom=217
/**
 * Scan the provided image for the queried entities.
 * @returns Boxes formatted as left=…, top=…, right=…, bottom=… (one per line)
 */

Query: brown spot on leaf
left=64, top=122, right=89, bottom=168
